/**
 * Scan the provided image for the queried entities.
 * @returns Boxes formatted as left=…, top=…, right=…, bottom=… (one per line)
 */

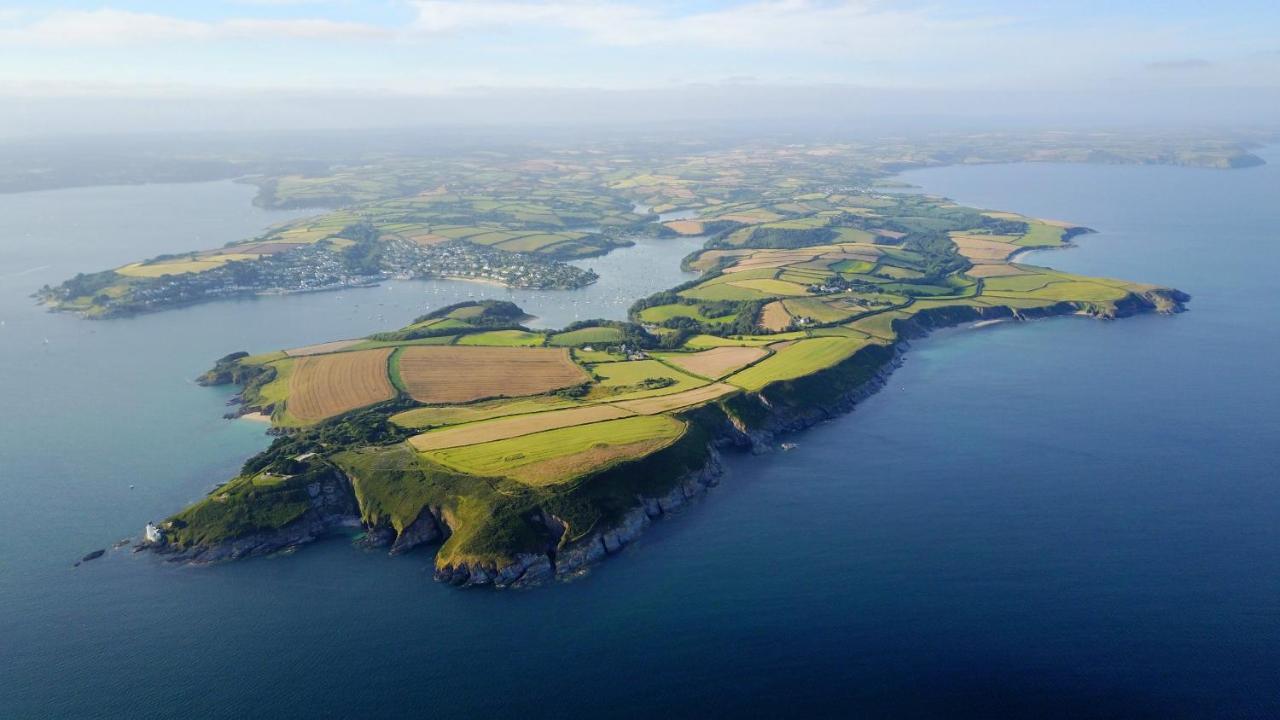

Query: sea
left=0, top=151, right=1276, bottom=718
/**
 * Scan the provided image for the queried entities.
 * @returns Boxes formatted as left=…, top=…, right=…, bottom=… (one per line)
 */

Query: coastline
left=113, top=147, right=1204, bottom=588
left=145, top=286, right=1187, bottom=586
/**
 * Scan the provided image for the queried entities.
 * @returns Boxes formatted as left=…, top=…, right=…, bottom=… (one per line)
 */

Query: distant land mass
left=34, top=130, right=1256, bottom=319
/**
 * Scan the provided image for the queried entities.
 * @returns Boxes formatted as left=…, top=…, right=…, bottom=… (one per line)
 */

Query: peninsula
left=83, top=137, right=1198, bottom=586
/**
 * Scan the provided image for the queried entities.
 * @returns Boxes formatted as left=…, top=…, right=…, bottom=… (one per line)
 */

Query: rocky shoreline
left=139, top=288, right=1187, bottom=587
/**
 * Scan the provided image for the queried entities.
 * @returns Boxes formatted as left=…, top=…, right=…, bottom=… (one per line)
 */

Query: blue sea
left=0, top=153, right=1276, bottom=718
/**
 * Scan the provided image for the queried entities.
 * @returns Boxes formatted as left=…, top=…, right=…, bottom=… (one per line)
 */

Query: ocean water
left=0, top=153, right=1277, bottom=719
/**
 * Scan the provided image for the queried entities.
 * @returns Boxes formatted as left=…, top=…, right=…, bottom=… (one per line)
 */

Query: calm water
left=1, top=153, right=1277, bottom=718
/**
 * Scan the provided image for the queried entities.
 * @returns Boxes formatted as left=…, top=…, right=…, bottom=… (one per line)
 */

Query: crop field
left=907, top=298, right=994, bottom=315
left=721, top=251, right=832, bottom=273
left=972, top=295, right=1061, bottom=310
left=759, top=301, right=792, bottom=331
left=455, top=330, right=546, bottom=347
left=613, top=383, right=738, bottom=414
left=679, top=282, right=763, bottom=302
left=832, top=258, right=876, bottom=274
left=348, top=335, right=460, bottom=352
left=808, top=326, right=873, bottom=340
left=116, top=255, right=259, bottom=277
left=710, top=209, right=784, bottom=224
left=637, top=303, right=736, bottom=325
left=789, top=258, right=840, bottom=272
left=730, top=278, right=811, bottom=296
left=951, top=234, right=1020, bottom=262
left=283, top=339, right=361, bottom=357
left=260, top=224, right=339, bottom=245
left=547, top=326, right=624, bottom=346
left=390, top=395, right=580, bottom=429
left=845, top=310, right=910, bottom=340
left=398, top=346, right=588, bottom=404
left=682, top=332, right=807, bottom=349
left=825, top=295, right=880, bottom=316
left=572, top=348, right=622, bottom=363
left=685, top=249, right=751, bottom=272
left=410, top=404, right=634, bottom=451
left=778, top=265, right=834, bottom=282
left=424, top=415, right=686, bottom=485
left=493, top=233, right=585, bottom=253
left=967, top=263, right=1033, bottom=278
left=876, top=265, right=926, bottom=280
left=212, top=242, right=297, bottom=256
left=782, top=297, right=858, bottom=323
left=656, top=346, right=767, bottom=378
left=285, top=348, right=396, bottom=423
left=664, top=220, right=705, bottom=235
left=509, top=439, right=678, bottom=486
left=1017, top=220, right=1069, bottom=247
left=980, top=273, right=1062, bottom=293
left=727, top=337, right=867, bottom=391
left=681, top=274, right=811, bottom=302
left=983, top=279, right=1130, bottom=304
left=587, top=359, right=707, bottom=401
left=715, top=246, right=884, bottom=278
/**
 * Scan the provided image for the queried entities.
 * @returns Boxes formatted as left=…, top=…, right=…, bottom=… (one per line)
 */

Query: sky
left=0, top=1, right=1277, bottom=135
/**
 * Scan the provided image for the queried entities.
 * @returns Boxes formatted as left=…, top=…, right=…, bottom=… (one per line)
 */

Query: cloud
left=230, top=0, right=349, bottom=5
left=410, top=0, right=1012, bottom=54
left=1145, top=58, right=1213, bottom=72
left=0, top=8, right=389, bottom=46
left=2, top=2, right=1272, bottom=98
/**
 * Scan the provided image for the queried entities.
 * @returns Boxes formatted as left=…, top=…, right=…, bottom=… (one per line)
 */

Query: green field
left=1017, top=220, right=1069, bottom=247
left=587, top=359, right=708, bottom=401
left=782, top=297, right=858, bottom=323
left=682, top=332, right=807, bottom=349
left=727, top=337, right=868, bottom=391
left=456, top=330, right=547, bottom=347
left=548, top=326, right=624, bottom=346
left=637, top=303, right=737, bottom=325
left=390, top=395, right=581, bottom=429
left=424, top=415, right=686, bottom=484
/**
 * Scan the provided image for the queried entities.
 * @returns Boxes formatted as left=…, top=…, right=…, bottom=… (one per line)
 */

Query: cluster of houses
left=100, top=235, right=598, bottom=315
left=384, top=238, right=596, bottom=290
left=118, top=243, right=371, bottom=313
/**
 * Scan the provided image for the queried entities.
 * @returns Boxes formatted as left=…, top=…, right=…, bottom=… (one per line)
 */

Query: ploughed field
left=287, top=349, right=398, bottom=424
left=655, top=346, right=767, bottom=379
left=155, top=155, right=1190, bottom=584
left=396, top=346, right=587, bottom=404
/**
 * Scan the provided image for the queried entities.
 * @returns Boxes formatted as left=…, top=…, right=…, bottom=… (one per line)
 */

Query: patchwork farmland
left=149, top=141, right=1192, bottom=586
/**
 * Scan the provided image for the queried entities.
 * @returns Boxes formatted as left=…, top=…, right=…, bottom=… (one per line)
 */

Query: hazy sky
left=1, top=1, right=1277, bottom=134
